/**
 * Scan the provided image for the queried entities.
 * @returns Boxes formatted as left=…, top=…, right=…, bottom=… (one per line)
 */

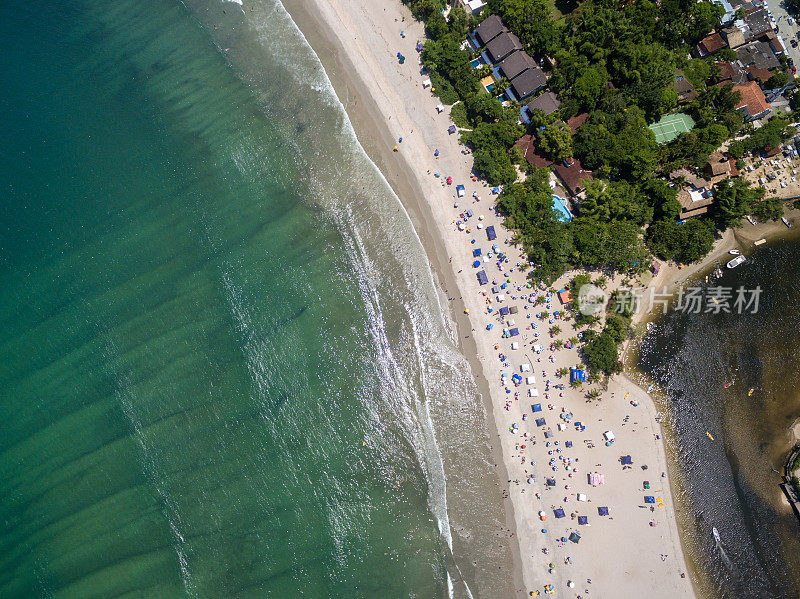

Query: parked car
left=792, top=39, right=799, bottom=48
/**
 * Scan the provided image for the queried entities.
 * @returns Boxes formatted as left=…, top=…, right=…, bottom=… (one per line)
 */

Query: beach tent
left=473, top=248, right=482, bottom=257
left=521, top=363, right=531, bottom=373
left=509, top=306, right=519, bottom=314
left=533, top=344, right=543, bottom=353
left=532, top=403, right=541, bottom=412
left=448, top=124, right=457, bottom=134
left=554, top=508, right=566, bottom=518
left=456, top=184, right=465, bottom=197
left=477, top=270, right=488, bottom=285
left=621, top=455, right=633, bottom=465
left=565, top=440, right=573, bottom=448
left=644, top=496, right=656, bottom=504
left=473, top=260, right=481, bottom=268
left=436, top=103, right=444, bottom=112
left=570, top=368, right=586, bottom=383
left=588, top=472, right=605, bottom=486
left=526, top=376, right=536, bottom=384
left=528, top=388, right=539, bottom=397
left=569, top=532, right=581, bottom=543
left=578, top=516, right=588, bottom=525
left=546, top=478, right=556, bottom=487
left=577, top=493, right=587, bottom=502
left=509, top=328, right=519, bottom=336
left=558, top=423, right=567, bottom=431
left=486, top=225, right=497, bottom=240
left=422, top=78, right=432, bottom=88
left=499, top=306, right=510, bottom=315
left=417, top=42, right=425, bottom=52
left=511, top=342, right=519, bottom=349
left=535, top=418, right=546, bottom=427
left=544, top=430, right=553, bottom=438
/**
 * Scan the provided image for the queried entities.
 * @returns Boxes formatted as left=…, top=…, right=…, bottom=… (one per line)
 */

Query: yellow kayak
left=706, top=432, right=714, bottom=441
left=748, top=388, right=754, bottom=396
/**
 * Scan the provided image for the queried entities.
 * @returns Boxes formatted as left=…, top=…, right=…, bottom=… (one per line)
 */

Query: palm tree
left=550, top=325, right=561, bottom=337
left=554, top=339, right=564, bottom=349
left=557, top=367, right=569, bottom=378
left=569, top=336, right=579, bottom=345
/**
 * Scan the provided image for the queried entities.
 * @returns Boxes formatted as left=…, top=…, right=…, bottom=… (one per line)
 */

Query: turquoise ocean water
left=0, top=0, right=513, bottom=597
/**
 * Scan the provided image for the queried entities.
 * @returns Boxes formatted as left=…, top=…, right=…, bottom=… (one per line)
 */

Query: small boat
left=706, top=431, right=715, bottom=441
left=713, top=527, right=721, bottom=543
left=782, top=216, right=792, bottom=228
left=748, top=388, right=755, bottom=396
left=747, top=216, right=757, bottom=226
left=729, top=249, right=740, bottom=255
left=727, top=255, right=746, bottom=269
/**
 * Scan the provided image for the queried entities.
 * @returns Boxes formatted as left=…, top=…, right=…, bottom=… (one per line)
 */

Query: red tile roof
left=732, top=80, right=771, bottom=118
left=697, top=33, right=727, bottom=56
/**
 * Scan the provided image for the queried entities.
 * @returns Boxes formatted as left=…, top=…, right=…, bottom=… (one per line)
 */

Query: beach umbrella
left=569, top=532, right=581, bottom=543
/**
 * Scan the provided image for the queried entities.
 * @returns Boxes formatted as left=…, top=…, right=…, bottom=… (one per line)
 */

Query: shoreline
left=273, top=0, right=744, bottom=596
left=277, top=0, right=523, bottom=595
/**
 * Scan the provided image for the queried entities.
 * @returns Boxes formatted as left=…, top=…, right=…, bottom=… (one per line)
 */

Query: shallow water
left=638, top=236, right=800, bottom=599
left=0, top=0, right=512, bottom=596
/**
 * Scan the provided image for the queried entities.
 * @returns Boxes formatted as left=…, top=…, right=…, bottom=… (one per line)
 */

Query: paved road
left=764, top=0, right=800, bottom=69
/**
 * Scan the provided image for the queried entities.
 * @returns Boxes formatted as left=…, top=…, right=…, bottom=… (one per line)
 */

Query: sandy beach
left=280, top=0, right=698, bottom=596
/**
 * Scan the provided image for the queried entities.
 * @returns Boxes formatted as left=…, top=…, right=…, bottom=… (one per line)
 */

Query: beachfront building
left=696, top=32, right=727, bottom=57
left=473, top=14, right=506, bottom=47
left=525, top=91, right=561, bottom=117
left=485, top=31, right=523, bottom=64
left=732, top=80, right=772, bottom=121
left=455, top=0, right=487, bottom=16
left=671, top=168, right=715, bottom=219
left=703, top=151, right=740, bottom=184
left=497, top=50, right=538, bottom=81
left=515, top=134, right=593, bottom=197
left=673, top=70, right=698, bottom=103
left=507, top=67, right=547, bottom=102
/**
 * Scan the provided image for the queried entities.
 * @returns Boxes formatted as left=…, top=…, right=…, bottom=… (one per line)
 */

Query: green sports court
left=649, top=113, right=696, bottom=144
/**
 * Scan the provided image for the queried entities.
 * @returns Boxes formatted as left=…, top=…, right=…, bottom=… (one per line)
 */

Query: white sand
left=283, top=0, right=698, bottom=596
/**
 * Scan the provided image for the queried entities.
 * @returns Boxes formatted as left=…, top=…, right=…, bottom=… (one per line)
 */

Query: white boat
left=713, top=527, right=721, bottom=544
left=746, top=216, right=757, bottom=226
left=728, top=249, right=740, bottom=255
left=727, top=255, right=746, bottom=269
left=782, top=216, right=792, bottom=228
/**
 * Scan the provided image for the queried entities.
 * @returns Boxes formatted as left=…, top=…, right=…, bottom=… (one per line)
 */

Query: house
left=558, top=289, right=572, bottom=304
left=696, top=32, right=727, bottom=57
left=743, top=7, right=772, bottom=40
left=567, top=113, right=589, bottom=134
left=736, top=41, right=780, bottom=71
left=703, top=151, right=740, bottom=182
left=497, top=50, right=538, bottom=81
left=732, top=80, right=772, bottom=121
left=764, top=30, right=784, bottom=55
left=671, top=168, right=715, bottom=219
left=721, top=26, right=746, bottom=49
left=553, top=157, right=593, bottom=197
left=717, top=60, right=748, bottom=85
left=508, top=66, right=547, bottom=101
left=525, top=91, right=561, bottom=116
left=456, top=0, right=487, bottom=15
left=745, top=64, right=773, bottom=84
left=485, top=31, right=523, bottom=64
left=474, top=14, right=506, bottom=46
left=515, top=135, right=593, bottom=195
left=673, top=70, right=698, bottom=103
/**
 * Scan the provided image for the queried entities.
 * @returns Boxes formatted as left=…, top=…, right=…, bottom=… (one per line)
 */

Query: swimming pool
left=470, top=58, right=482, bottom=68
left=552, top=195, right=572, bottom=222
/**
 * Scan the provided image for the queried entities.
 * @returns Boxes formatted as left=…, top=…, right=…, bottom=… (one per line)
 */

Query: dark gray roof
left=526, top=91, right=561, bottom=115
left=744, top=7, right=772, bottom=39
left=510, top=67, right=547, bottom=101
left=475, top=15, right=507, bottom=46
left=498, top=51, right=537, bottom=80
left=736, top=40, right=780, bottom=70
left=485, top=31, right=523, bottom=64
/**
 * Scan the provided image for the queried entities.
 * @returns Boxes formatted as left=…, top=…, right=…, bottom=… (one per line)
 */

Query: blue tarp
left=546, top=478, right=556, bottom=487
left=598, top=506, right=609, bottom=516
left=535, top=418, right=546, bottom=426
left=486, top=225, right=497, bottom=241
left=644, top=496, right=655, bottom=504
left=532, top=403, right=542, bottom=412
left=473, top=260, right=481, bottom=268
left=570, top=368, right=586, bottom=383
left=554, top=508, right=566, bottom=518
left=477, top=270, right=488, bottom=285
left=509, top=328, right=519, bottom=336
left=565, top=441, right=573, bottom=448
left=473, top=248, right=482, bottom=257
left=578, top=516, right=588, bottom=525
left=621, top=455, right=633, bottom=465
left=499, top=306, right=510, bottom=315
